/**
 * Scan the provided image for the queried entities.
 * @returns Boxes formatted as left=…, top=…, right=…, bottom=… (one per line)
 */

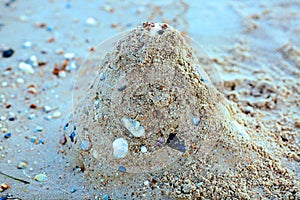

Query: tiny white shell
left=113, top=138, right=128, bottom=158
left=121, top=116, right=145, bottom=137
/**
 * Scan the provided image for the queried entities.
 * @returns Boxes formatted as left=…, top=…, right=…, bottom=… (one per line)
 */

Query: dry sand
left=0, top=0, right=299, bottom=199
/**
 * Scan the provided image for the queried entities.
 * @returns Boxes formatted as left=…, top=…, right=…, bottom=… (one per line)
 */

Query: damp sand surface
left=0, top=1, right=299, bottom=199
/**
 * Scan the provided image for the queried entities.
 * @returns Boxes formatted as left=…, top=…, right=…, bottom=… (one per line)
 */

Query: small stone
left=4, top=133, right=11, bottom=139
left=17, top=161, right=28, bottom=169
left=43, top=106, right=52, bottom=113
left=192, top=116, right=200, bottom=126
left=22, top=41, right=32, bottom=48
left=35, top=174, right=48, bottom=182
left=100, top=72, right=105, bottom=81
left=80, top=140, right=91, bottom=151
left=113, top=138, right=128, bottom=158
left=16, top=78, right=24, bottom=84
left=144, top=180, right=149, bottom=186
left=34, top=126, right=43, bottom=132
left=71, top=188, right=77, bottom=193
left=59, top=134, right=67, bottom=145
left=70, top=131, right=75, bottom=142
left=53, top=111, right=61, bottom=118
left=121, top=116, right=145, bottom=137
left=102, top=194, right=109, bottom=200
left=118, top=85, right=126, bottom=91
left=140, top=146, right=147, bottom=153
left=27, top=55, right=38, bottom=67
left=64, top=52, right=75, bottom=60
left=28, top=113, right=36, bottom=120
left=86, top=17, right=97, bottom=26
left=118, top=166, right=126, bottom=172
left=19, top=62, right=34, bottom=74
left=2, top=49, right=14, bottom=58
left=58, top=71, right=67, bottom=78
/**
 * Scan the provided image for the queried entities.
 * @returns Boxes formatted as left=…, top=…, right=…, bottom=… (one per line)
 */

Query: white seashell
left=121, top=116, right=145, bottom=137
left=113, top=138, right=128, bottom=158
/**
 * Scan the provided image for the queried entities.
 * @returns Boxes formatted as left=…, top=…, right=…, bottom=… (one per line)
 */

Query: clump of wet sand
left=63, top=23, right=300, bottom=199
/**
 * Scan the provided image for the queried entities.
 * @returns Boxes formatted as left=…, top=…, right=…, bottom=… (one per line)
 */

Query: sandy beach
left=0, top=1, right=299, bottom=199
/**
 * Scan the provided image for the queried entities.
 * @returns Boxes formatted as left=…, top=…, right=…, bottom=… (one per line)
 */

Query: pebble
left=1, top=82, right=8, bottom=87
left=102, top=194, right=109, bottom=200
left=4, top=133, right=11, bottom=139
left=43, top=106, right=52, bottom=113
left=53, top=111, right=61, bottom=118
left=71, top=188, right=77, bottom=193
left=2, top=49, right=14, bottom=58
left=118, top=166, right=126, bottom=172
left=16, top=78, right=24, bottom=84
left=121, top=116, right=145, bottom=137
left=34, top=126, right=43, bottom=132
left=17, top=161, right=28, bottom=169
left=144, top=180, right=149, bottom=186
left=112, top=138, right=128, bottom=158
left=140, top=145, right=147, bottom=153
left=59, top=134, right=67, bottom=145
left=86, top=17, right=97, bottom=26
left=22, top=40, right=32, bottom=48
left=70, top=131, right=75, bottom=142
left=58, top=70, right=67, bottom=78
left=192, top=116, right=200, bottom=126
left=27, top=55, right=38, bottom=67
left=64, top=52, right=75, bottom=60
left=80, top=140, right=90, bottom=151
left=19, top=62, right=34, bottom=74
left=100, top=72, right=105, bottom=81
left=34, top=174, right=48, bottom=182
left=28, top=113, right=36, bottom=120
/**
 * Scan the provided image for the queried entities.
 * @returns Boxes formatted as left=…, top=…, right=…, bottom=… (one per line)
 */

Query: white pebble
left=19, top=62, right=34, bottom=74
left=1, top=82, right=8, bottom=87
left=112, top=138, right=128, bottom=159
left=53, top=111, right=61, bottom=118
left=192, top=116, right=200, bottom=126
left=86, top=17, right=97, bottom=26
left=22, top=41, right=32, bottom=48
left=43, top=106, right=52, bottom=113
left=64, top=52, right=75, bottom=60
left=28, top=55, right=38, bottom=67
left=16, top=78, right=24, bottom=84
left=121, top=116, right=145, bottom=137
left=35, top=174, right=48, bottom=182
left=58, top=71, right=67, bottom=78
left=140, top=146, right=147, bottom=153
left=144, top=180, right=149, bottom=186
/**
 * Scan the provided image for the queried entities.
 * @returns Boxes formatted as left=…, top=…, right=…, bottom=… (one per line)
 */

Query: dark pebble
left=70, top=131, right=75, bottom=142
left=118, top=85, right=126, bottom=91
left=118, top=166, right=126, bottom=172
left=4, top=133, right=11, bottom=139
left=8, top=117, right=15, bottom=121
left=2, top=49, right=14, bottom=58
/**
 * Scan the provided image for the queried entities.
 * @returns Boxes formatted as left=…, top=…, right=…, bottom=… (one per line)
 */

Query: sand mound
left=63, top=23, right=299, bottom=199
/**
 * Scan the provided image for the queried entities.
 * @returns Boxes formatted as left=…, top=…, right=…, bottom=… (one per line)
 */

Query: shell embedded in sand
left=112, top=138, right=128, bottom=159
left=121, top=116, right=145, bottom=137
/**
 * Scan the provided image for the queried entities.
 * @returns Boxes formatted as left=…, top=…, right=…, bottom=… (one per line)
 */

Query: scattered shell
left=19, top=62, right=34, bottom=74
left=34, top=174, right=48, bottom=182
left=17, top=161, right=28, bottom=169
left=112, top=138, right=128, bottom=158
left=53, top=111, right=61, bottom=118
left=121, top=116, right=145, bottom=137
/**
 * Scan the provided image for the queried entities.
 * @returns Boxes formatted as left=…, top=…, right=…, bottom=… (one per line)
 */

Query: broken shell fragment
left=112, top=138, right=128, bottom=158
left=121, top=116, right=145, bottom=137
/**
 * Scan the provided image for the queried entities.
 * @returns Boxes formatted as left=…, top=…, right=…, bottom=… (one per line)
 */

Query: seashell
left=121, top=116, right=145, bottom=137
left=112, top=138, right=128, bottom=158
left=35, top=173, right=48, bottom=182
